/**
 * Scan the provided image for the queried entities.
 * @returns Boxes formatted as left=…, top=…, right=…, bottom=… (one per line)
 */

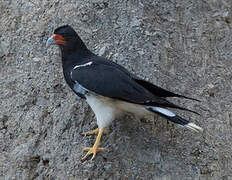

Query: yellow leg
left=82, top=128, right=108, bottom=136
left=82, top=129, right=104, bottom=160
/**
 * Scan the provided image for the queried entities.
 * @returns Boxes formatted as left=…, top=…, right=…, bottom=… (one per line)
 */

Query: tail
left=147, top=106, right=203, bottom=132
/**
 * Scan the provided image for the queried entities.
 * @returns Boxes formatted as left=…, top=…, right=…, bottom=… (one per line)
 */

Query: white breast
left=86, top=95, right=116, bottom=130
left=85, top=94, right=150, bottom=130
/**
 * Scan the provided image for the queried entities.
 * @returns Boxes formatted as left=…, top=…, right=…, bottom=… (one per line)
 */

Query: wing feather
left=93, top=56, right=199, bottom=101
left=71, top=62, right=154, bottom=104
left=70, top=61, right=199, bottom=114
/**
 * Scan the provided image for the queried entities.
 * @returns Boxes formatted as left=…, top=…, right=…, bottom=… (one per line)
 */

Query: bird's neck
left=61, top=48, right=93, bottom=68
left=60, top=42, right=87, bottom=55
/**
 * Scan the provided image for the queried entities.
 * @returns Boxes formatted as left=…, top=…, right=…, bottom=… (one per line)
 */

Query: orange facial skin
left=51, top=34, right=66, bottom=45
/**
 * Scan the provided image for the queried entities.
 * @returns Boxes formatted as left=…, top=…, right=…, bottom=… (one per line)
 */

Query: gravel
left=0, top=0, right=232, bottom=179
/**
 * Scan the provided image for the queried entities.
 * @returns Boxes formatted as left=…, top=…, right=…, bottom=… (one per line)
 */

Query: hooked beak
left=46, top=37, right=56, bottom=46
left=46, top=34, right=66, bottom=46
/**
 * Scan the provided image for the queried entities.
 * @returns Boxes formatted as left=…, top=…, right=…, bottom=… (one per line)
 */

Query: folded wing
left=70, top=61, right=198, bottom=114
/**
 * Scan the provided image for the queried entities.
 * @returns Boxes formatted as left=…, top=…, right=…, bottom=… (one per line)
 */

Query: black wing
left=70, top=61, right=199, bottom=114
left=93, top=56, right=199, bottom=101
left=71, top=61, right=156, bottom=104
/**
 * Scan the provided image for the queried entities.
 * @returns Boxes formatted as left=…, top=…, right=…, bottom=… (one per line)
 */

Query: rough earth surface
left=1, top=0, right=232, bottom=179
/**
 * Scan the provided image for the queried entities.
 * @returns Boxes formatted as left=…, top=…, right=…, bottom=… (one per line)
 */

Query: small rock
left=131, top=18, right=141, bottom=27
left=99, top=45, right=107, bottom=56
left=200, top=167, right=212, bottom=174
left=104, top=163, right=112, bottom=171
left=138, top=50, right=144, bottom=56
left=0, top=40, right=10, bottom=57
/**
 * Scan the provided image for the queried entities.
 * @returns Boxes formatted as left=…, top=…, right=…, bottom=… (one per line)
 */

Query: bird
left=46, top=25, right=203, bottom=160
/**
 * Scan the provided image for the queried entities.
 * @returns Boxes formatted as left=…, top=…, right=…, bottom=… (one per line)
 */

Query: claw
left=82, top=147, right=104, bottom=160
left=82, top=128, right=99, bottom=136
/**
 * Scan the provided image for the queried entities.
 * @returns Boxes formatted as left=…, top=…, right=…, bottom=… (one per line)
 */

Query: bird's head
left=47, top=25, right=87, bottom=51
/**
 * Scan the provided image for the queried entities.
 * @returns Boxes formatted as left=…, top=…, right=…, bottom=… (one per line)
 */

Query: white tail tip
left=185, top=123, right=203, bottom=132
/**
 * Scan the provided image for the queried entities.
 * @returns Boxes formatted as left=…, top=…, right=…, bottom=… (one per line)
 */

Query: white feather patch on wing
left=73, top=61, right=93, bottom=70
left=150, top=107, right=176, bottom=117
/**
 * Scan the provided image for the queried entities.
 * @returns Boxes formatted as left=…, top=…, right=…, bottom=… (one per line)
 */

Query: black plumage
left=47, top=25, right=203, bottom=160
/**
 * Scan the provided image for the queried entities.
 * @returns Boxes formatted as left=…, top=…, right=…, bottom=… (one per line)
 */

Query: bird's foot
left=82, top=146, right=104, bottom=160
left=82, top=129, right=104, bottom=160
left=82, top=128, right=108, bottom=136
